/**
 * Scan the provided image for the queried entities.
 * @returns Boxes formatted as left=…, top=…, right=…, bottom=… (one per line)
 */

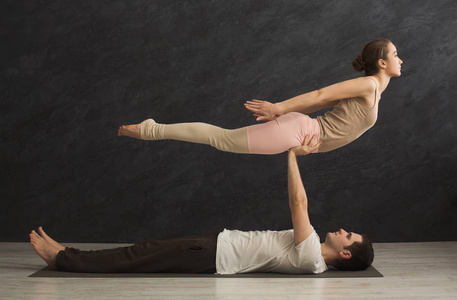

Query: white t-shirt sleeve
left=290, top=229, right=327, bottom=273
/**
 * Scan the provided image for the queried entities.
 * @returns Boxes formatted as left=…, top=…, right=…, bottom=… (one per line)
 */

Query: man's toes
left=30, top=235, right=37, bottom=244
left=38, top=226, right=47, bottom=237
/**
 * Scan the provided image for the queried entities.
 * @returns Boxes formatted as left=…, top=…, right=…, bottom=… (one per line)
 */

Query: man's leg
left=55, top=231, right=220, bottom=273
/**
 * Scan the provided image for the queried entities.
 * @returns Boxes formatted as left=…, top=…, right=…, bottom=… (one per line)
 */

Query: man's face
left=325, top=228, right=363, bottom=252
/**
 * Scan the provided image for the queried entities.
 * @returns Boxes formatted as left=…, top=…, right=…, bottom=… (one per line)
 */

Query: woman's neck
left=372, top=73, right=391, bottom=94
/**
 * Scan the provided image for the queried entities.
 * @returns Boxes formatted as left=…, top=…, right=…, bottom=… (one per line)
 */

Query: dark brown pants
left=55, top=231, right=220, bottom=273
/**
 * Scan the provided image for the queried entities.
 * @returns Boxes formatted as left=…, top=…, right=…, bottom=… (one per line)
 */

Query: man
left=30, top=135, right=374, bottom=274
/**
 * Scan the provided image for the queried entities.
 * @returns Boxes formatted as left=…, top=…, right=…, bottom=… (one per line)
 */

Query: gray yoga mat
left=29, top=266, right=382, bottom=278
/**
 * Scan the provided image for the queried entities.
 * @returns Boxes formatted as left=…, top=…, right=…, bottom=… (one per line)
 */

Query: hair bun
left=352, top=55, right=366, bottom=72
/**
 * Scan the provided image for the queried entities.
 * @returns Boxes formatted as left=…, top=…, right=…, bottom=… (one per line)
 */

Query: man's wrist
left=275, top=102, right=285, bottom=115
left=289, top=148, right=298, bottom=157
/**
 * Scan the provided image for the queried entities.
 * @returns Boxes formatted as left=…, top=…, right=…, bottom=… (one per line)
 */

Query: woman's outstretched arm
left=245, top=77, right=376, bottom=121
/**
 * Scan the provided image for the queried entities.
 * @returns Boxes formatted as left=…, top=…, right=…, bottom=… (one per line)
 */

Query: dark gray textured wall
left=1, top=0, right=456, bottom=243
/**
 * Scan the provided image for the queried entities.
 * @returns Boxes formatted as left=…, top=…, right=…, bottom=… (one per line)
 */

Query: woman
left=118, top=38, right=403, bottom=154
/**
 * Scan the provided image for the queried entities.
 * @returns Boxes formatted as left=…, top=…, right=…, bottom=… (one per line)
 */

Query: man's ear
left=339, top=250, right=352, bottom=260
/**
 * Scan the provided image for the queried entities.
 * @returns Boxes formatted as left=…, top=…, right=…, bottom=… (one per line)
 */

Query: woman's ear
left=378, top=59, right=387, bottom=69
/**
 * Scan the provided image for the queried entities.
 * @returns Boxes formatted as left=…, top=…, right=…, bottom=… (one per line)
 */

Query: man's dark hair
left=333, top=234, right=374, bottom=271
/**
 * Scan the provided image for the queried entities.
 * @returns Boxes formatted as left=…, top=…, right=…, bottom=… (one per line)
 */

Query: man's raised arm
left=288, top=135, right=321, bottom=245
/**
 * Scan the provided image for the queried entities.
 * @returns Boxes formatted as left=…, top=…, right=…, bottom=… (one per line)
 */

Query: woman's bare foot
left=118, top=124, right=141, bottom=139
left=37, top=227, right=65, bottom=251
left=30, top=230, right=59, bottom=269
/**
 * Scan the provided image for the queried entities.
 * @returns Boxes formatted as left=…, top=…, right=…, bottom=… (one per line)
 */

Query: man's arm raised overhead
left=287, top=135, right=321, bottom=245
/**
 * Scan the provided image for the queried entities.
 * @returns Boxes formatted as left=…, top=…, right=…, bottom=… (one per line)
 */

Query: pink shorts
left=246, top=112, right=321, bottom=154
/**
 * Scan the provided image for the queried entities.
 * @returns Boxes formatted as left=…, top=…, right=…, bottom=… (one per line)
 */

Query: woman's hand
left=290, top=135, right=322, bottom=156
left=244, top=99, right=283, bottom=121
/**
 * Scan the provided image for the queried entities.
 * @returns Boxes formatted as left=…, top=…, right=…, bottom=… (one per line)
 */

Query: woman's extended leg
left=118, top=112, right=320, bottom=155
left=119, top=120, right=249, bottom=153
left=141, top=119, right=250, bottom=153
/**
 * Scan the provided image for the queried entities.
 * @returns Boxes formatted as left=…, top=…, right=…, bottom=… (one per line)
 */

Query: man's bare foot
left=30, top=230, right=59, bottom=269
left=118, top=124, right=141, bottom=139
left=37, top=227, right=65, bottom=251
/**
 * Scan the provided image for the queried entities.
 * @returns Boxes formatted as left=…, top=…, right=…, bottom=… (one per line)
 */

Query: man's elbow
left=289, top=196, right=308, bottom=210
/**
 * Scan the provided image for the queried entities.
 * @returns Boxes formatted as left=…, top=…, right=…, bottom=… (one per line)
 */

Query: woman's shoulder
left=348, top=76, right=378, bottom=108
left=350, top=76, right=377, bottom=90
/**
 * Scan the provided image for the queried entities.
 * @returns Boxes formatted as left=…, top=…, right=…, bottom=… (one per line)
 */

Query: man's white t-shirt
left=215, top=228, right=328, bottom=274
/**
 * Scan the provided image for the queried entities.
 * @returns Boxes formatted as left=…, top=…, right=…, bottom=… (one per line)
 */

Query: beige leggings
left=140, top=119, right=249, bottom=153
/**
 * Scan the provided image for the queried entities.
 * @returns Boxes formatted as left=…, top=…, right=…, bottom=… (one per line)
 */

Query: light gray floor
left=1, top=241, right=457, bottom=299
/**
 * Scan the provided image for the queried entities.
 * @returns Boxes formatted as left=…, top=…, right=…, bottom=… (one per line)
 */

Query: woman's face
left=383, top=43, right=403, bottom=77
